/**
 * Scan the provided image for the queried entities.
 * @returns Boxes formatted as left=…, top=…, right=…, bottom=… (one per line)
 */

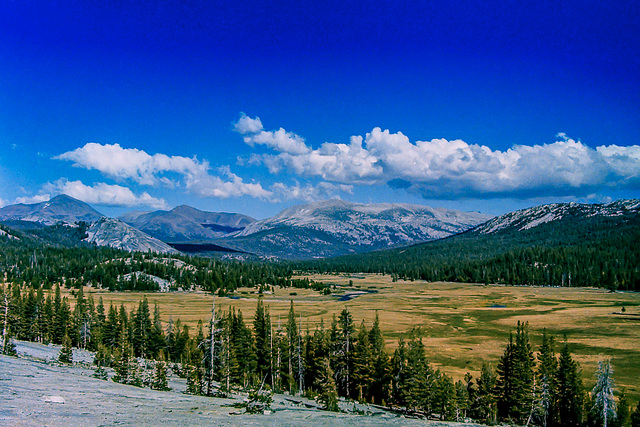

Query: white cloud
left=55, top=142, right=276, bottom=201
left=270, top=181, right=353, bottom=202
left=187, top=166, right=271, bottom=199
left=234, top=114, right=311, bottom=155
left=54, top=143, right=208, bottom=186
left=43, top=179, right=168, bottom=209
left=14, top=194, right=51, bottom=204
left=233, top=113, right=264, bottom=134
left=240, top=116, right=640, bottom=199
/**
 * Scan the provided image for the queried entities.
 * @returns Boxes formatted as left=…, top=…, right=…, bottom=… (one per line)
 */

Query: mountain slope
left=303, top=199, right=640, bottom=290
left=0, top=194, right=103, bottom=225
left=220, top=199, right=491, bottom=259
left=119, top=205, right=256, bottom=242
left=85, top=217, right=180, bottom=254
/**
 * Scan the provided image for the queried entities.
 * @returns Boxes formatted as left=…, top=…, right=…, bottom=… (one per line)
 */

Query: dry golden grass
left=67, top=274, right=640, bottom=401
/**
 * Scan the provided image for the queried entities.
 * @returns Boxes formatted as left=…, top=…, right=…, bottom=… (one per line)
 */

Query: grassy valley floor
left=68, top=275, right=640, bottom=402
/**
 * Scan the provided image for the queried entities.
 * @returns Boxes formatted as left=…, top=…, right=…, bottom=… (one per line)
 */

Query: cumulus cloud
left=234, top=114, right=311, bottom=155
left=55, top=142, right=273, bottom=200
left=14, top=194, right=52, bottom=204
left=187, top=166, right=271, bottom=199
left=233, top=113, right=263, bottom=134
left=54, top=143, right=208, bottom=186
left=240, top=116, right=640, bottom=199
left=270, top=181, right=353, bottom=202
left=43, top=180, right=168, bottom=209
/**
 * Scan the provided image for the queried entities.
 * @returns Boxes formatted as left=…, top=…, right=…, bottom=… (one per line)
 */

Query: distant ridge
left=119, top=205, right=256, bottom=242
left=217, top=199, right=492, bottom=259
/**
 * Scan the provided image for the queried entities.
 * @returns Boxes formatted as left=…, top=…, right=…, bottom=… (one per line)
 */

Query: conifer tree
left=1, top=284, right=10, bottom=354
left=556, top=341, right=584, bottom=427
left=495, top=321, right=535, bottom=424
left=317, top=357, right=339, bottom=412
left=148, top=302, right=166, bottom=359
left=334, top=307, right=355, bottom=399
left=102, top=304, right=118, bottom=349
left=59, top=333, right=73, bottom=364
left=351, top=320, right=373, bottom=402
left=369, top=312, right=391, bottom=405
left=592, top=359, right=616, bottom=427
left=253, top=297, right=272, bottom=386
left=471, top=362, right=496, bottom=424
left=150, top=352, right=171, bottom=391
left=132, top=298, right=152, bottom=358
left=455, top=379, right=470, bottom=421
left=537, top=329, right=558, bottom=427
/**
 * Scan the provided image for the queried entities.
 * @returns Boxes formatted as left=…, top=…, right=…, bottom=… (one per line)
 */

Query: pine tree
left=472, top=363, right=496, bottom=423
left=434, top=373, right=456, bottom=421
left=369, top=312, right=391, bottom=405
left=132, top=298, right=152, bottom=358
left=351, top=320, right=373, bottom=402
left=495, top=321, right=535, bottom=424
left=334, top=307, right=355, bottom=399
left=592, top=359, right=616, bottom=427
left=253, top=297, right=272, bottom=387
left=150, top=353, right=171, bottom=391
left=537, top=329, right=558, bottom=427
left=59, top=333, right=73, bottom=364
left=455, top=379, right=470, bottom=421
left=317, top=357, right=339, bottom=412
left=556, top=341, right=584, bottom=427
left=148, top=302, right=166, bottom=359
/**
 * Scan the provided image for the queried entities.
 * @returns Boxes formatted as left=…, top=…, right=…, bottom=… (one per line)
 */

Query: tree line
left=299, top=214, right=640, bottom=291
left=2, top=282, right=638, bottom=426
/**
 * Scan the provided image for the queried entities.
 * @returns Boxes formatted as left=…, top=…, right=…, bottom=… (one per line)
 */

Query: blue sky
left=1, top=0, right=638, bottom=219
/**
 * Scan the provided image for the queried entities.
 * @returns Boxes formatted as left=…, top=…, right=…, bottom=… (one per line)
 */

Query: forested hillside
left=300, top=205, right=640, bottom=290
left=0, top=223, right=301, bottom=293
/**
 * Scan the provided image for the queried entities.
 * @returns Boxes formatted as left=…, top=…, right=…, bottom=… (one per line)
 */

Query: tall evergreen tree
left=334, top=307, right=355, bottom=399
left=592, top=359, right=616, bottom=427
left=537, top=329, right=558, bottom=427
left=472, top=363, right=496, bottom=424
left=59, top=333, right=73, bottom=364
left=369, top=312, right=391, bottom=405
left=351, top=320, right=373, bottom=402
left=556, top=341, right=584, bottom=427
left=253, top=297, right=272, bottom=387
left=132, top=298, right=152, bottom=358
left=495, top=321, right=535, bottom=424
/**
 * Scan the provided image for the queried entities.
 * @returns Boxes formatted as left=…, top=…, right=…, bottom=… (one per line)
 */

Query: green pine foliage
left=59, top=334, right=73, bottom=364
left=495, top=321, right=535, bottom=424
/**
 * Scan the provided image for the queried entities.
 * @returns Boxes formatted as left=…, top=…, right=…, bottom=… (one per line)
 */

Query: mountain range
left=118, top=205, right=255, bottom=242
left=2, top=195, right=638, bottom=266
left=304, top=199, right=640, bottom=289
left=0, top=195, right=491, bottom=258
left=216, top=199, right=491, bottom=258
